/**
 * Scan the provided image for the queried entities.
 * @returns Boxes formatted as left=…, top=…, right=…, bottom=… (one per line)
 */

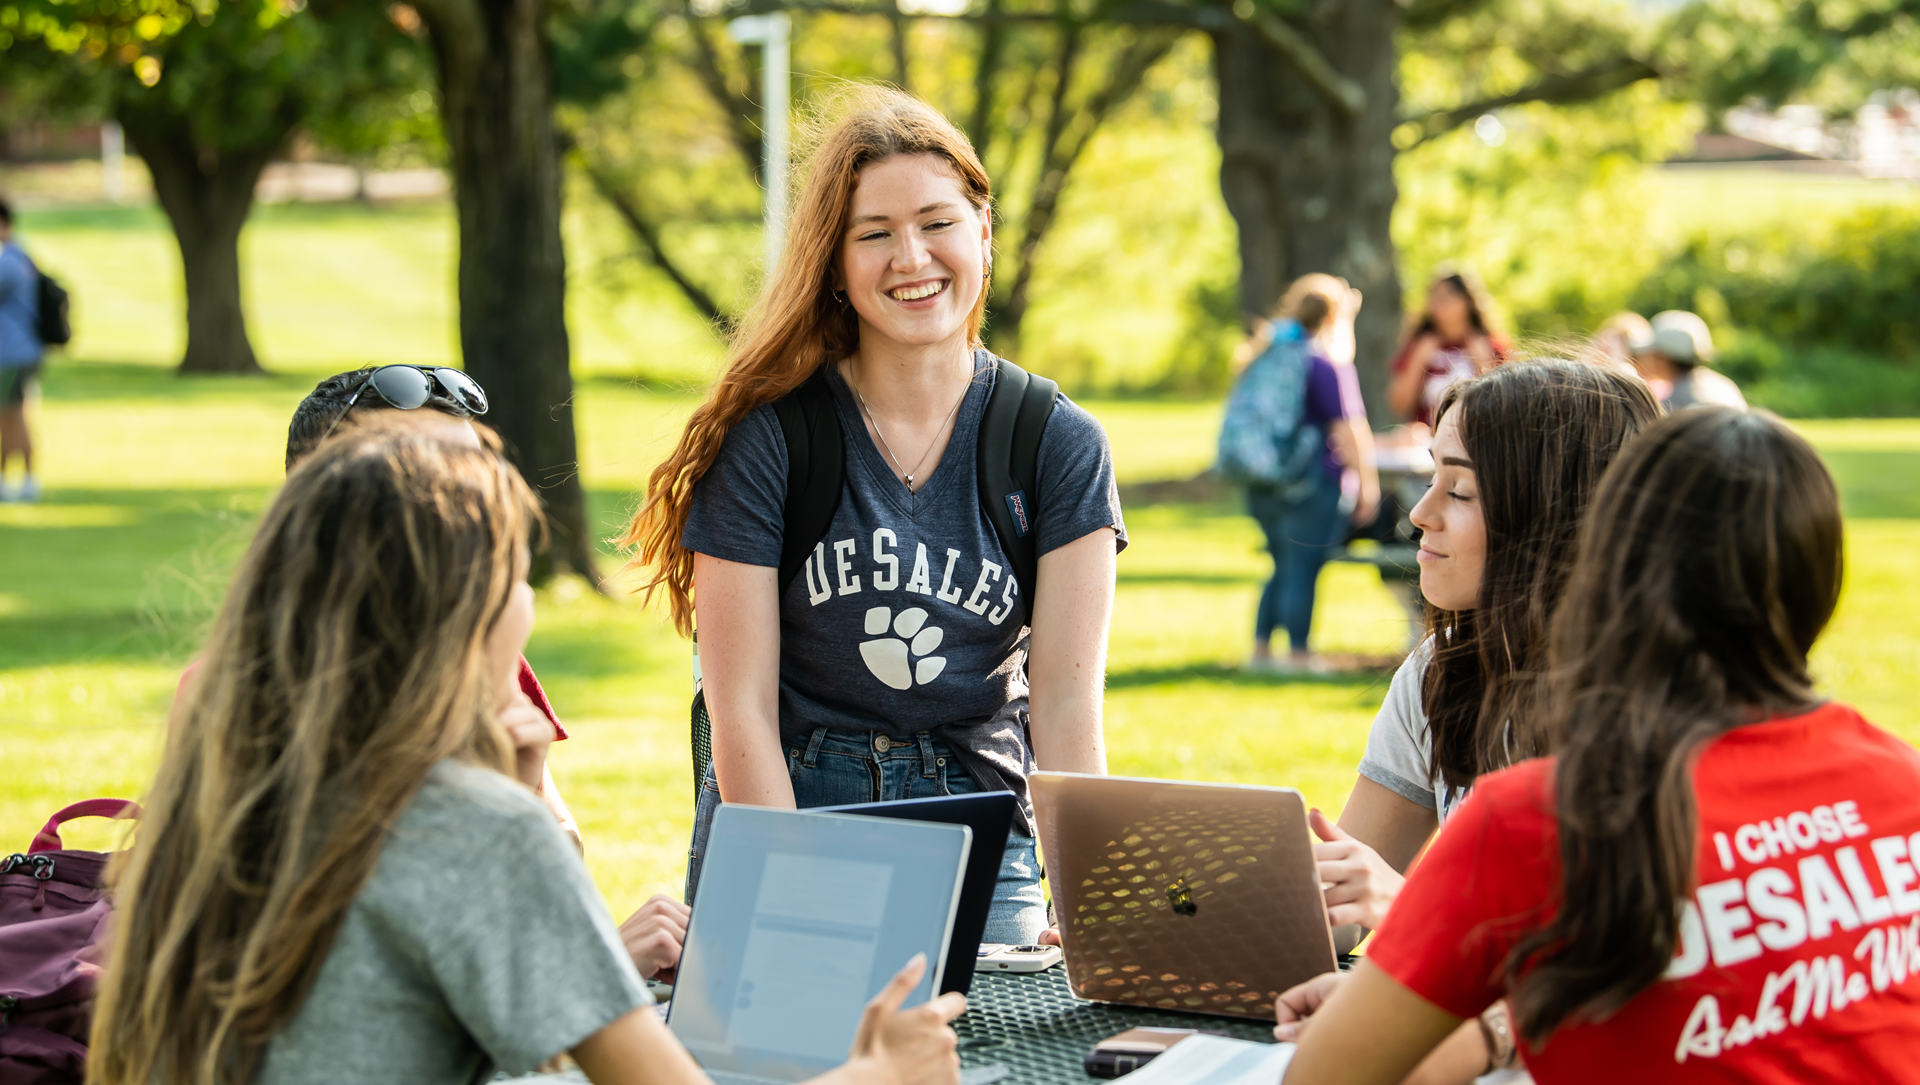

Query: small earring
left=830, top=287, right=846, bottom=304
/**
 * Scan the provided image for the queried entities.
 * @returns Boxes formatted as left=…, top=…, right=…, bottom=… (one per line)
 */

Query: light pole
left=100, top=121, right=127, bottom=205
left=727, top=12, right=791, bottom=271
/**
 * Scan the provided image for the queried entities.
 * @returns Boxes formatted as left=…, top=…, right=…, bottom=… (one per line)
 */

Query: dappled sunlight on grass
left=21, top=198, right=729, bottom=380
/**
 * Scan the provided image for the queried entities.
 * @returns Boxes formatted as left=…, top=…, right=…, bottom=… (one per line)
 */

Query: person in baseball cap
left=1635, top=309, right=1747, bottom=411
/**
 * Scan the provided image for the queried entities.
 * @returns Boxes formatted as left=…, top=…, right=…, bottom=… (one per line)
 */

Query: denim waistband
left=791, top=726, right=951, bottom=779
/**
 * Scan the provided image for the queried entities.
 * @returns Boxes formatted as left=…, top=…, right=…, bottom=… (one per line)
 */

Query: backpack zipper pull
left=28, top=855, right=53, bottom=911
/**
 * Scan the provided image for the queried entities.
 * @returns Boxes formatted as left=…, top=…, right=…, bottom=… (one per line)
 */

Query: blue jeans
left=686, top=727, right=1048, bottom=945
left=1247, top=471, right=1345, bottom=652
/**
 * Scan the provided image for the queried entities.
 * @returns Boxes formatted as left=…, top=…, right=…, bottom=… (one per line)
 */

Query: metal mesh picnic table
left=955, top=967, right=1279, bottom=1084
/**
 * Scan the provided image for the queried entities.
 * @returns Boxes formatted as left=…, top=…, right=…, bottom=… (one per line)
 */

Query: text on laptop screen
left=668, top=807, right=971, bottom=1082
left=726, top=854, right=894, bottom=1054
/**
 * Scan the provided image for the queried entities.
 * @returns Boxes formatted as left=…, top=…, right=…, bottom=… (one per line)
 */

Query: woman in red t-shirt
left=1279, top=407, right=1920, bottom=1084
left=1386, top=271, right=1507, bottom=428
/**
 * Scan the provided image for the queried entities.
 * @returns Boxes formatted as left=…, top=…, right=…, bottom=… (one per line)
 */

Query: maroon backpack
left=0, top=800, right=138, bottom=1085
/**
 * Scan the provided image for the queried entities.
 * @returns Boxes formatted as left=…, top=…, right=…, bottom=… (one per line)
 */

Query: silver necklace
left=850, top=370, right=970, bottom=493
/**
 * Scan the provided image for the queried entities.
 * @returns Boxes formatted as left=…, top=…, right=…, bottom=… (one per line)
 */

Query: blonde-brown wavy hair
left=620, top=86, right=992, bottom=636
left=90, top=414, right=539, bottom=1085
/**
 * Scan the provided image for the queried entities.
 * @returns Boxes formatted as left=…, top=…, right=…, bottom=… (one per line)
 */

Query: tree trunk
left=1211, top=1, right=1403, bottom=426
left=421, top=0, right=598, bottom=584
left=119, top=105, right=281, bottom=376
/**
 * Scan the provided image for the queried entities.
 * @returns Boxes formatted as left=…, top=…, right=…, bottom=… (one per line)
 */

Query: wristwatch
left=1477, top=1001, right=1518, bottom=1072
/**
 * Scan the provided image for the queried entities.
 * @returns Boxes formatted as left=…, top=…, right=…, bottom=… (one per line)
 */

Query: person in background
left=92, top=416, right=965, bottom=1085
left=1634, top=309, right=1747, bottom=411
left=0, top=197, right=44, bottom=503
left=1386, top=270, right=1507, bottom=429
left=1301, top=360, right=1660, bottom=1081
left=1244, top=274, right=1381, bottom=674
left=1590, top=310, right=1653, bottom=374
left=1278, top=407, right=1920, bottom=1084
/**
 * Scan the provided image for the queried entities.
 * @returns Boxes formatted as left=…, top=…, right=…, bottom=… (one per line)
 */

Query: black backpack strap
left=977, top=357, right=1058, bottom=612
left=771, top=371, right=845, bottom=593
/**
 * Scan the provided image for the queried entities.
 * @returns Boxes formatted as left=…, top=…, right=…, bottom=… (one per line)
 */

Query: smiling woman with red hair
left=622, top=88, right=1126, bottom=943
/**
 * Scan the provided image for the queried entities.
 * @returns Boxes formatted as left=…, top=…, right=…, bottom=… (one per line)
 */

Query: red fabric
left=518, top=656, right=567, bottom=741
left=176, top=656, right=566, bottom=741
left=1368, top=702, right=1920, bottom=1084
left=1388, top=334, right=1509, bottom=428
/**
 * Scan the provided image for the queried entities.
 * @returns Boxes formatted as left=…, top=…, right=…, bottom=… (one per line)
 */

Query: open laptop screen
left=669, top=805, right=972, bottom=1082
left=818, top=792, right=1017, bottom=996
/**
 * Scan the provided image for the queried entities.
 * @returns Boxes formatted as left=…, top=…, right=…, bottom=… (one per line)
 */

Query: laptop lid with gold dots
left=1031, top=772, right=1336, bottom=1021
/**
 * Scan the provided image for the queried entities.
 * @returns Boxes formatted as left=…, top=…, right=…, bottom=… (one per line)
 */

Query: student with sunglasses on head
left=1279, top=406, right=1920, bottom=1084
left=282, top=369, right=575, bottom=831
left=281, top=366, right=689, bottom=978
left=96, top=414, right=966, bottom=1085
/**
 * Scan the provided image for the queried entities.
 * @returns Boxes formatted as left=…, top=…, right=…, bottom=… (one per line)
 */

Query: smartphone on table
left=1084, top=1027, right=1229, bottom=1078
left=975, top=943, right=1063, bottom=972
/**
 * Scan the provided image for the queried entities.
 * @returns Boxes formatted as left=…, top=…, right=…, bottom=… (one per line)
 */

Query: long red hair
left=620, top=87, right=993, bottom=635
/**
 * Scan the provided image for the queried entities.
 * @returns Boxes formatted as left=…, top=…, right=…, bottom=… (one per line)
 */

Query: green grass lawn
left=5, top=357, right=1918, bottom=919
left=4, top=178, right=1918, bottom=913
left=1647, top=167, right=1920, bottom=242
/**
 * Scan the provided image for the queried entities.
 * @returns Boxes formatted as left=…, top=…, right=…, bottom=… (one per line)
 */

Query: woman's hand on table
left=619, top=895, right=690, bottom=979
left=1310, top=809, right=1405, bottom=931
left=846, top=954, right=966, bottom=1085
left=1273, top=970, right=1346, bottom=1041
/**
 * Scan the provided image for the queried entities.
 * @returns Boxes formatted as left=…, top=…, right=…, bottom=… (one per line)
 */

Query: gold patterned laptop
left=1031, top=772, right=1338, bottom=1020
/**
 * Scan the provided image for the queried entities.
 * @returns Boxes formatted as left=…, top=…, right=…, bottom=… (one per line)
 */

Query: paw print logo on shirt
left=859, top=606, right=947, bottom=690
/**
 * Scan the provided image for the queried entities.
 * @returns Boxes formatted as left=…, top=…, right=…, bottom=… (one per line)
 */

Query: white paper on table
left=1113, top=1034, right=1296, bottom=1085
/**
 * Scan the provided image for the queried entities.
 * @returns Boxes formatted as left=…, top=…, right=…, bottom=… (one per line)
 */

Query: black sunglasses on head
left=321, top=366, right=490, bottom=442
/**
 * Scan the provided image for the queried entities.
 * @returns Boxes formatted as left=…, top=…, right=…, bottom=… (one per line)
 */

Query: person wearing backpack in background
left=1219, top=274, right=1380, bottom=675
left=0, top=197, right=48, bottom=504
left=623, top=88, right=1125, bottom=945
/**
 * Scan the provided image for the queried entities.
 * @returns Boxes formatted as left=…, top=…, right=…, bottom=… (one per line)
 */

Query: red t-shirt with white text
left=1367, top=702, right=1920, bottom=1083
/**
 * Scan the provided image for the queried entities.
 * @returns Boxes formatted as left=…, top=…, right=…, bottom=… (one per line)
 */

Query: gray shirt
left=1665, top=367, right=1747, bottom=412
left=1355, top=640, right=1470, bottom=824
left=257, top=761, right=649, bottom=1085
left=683, top=351, right=1126, bottom=834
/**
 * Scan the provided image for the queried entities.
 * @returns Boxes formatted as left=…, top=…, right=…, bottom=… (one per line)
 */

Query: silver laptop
left=668, top=805, right=972, bottom=1085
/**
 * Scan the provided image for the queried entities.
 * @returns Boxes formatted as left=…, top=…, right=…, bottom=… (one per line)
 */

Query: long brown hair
left=1506, top=407, right=1843, bottom=1041
left=91, top=414, right=539, bottom=1085
left=620, top=87, right=992, bottom=635
left=1403, top=267, right=1502, bottom=346
left=1423, top=360, right=1662, bottom=790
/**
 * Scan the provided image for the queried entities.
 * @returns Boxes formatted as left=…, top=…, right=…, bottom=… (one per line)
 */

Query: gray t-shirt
left=257, top=761, right=649, bottom=1085
left=683, top=351, right=1127, bottom=834
left=1666, top=367, right=1747, bottom=412
left=1355, top=640, right=1471, bottom=824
